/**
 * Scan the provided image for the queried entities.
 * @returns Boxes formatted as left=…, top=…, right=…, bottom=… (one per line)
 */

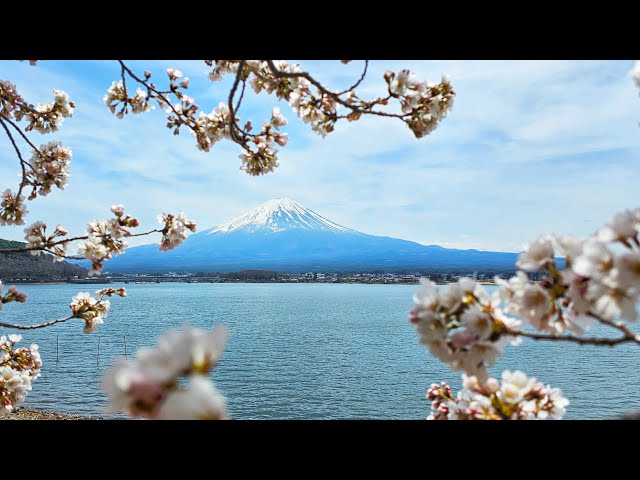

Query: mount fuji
left=100, top=198, right=520, bottom=273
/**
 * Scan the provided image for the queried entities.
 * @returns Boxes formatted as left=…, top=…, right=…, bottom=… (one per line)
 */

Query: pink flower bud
left=274, top=134, right=288, bottom=147
left=7, top=286, right=27, bottom=303
left=111, top=204, right=125, bottom=217
left=484, top=378, right=500, bottom=394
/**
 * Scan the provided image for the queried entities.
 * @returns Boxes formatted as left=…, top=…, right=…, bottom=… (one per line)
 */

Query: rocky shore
left=3, top=408, right=98, bottom=420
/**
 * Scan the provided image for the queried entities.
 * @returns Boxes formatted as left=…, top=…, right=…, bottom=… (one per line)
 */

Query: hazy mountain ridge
left=98, top=198, right=521, bottom=274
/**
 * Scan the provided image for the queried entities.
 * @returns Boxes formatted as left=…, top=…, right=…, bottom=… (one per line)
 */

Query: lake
left=3, top=283, right=639, bottom=419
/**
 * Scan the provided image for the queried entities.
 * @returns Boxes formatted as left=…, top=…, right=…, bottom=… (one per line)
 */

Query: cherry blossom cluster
left=69, top=287, right=125, bottom=333
left=24, top=221, right=68, bottom=260
left=104, top=68, right=194, bottom=136
left=248, top=60, right=347, bottom=137
left=384, top=70, right=455, bottom=138
left=237, top=107, right=289, bottom=175
left=108, top=60, right=454, bottom=176
left=3, top=87, right=75, bottom=134
left=411, top=206, right=640, bottom=419
left=0, top=334, right=42, bottom=415
left=1, top=76, right=74, bottom=228
left=13, top=202, right=196, bottom=273
left=183, top=90, right=286, bottom=175
left=161, top=69, right=202, bottom=142
left=103, top=66, right=281, bottom=175
left=427, top=371, right=569, bottom=420
left=245, top=60, right=336, bottom=137
left=0, top=281, right=28, bottom=312
left=0, top=79, right=71, bottom=134
left=0, top=80, right=26, bottom=119
left=77, top=205, right=140, bottom=275
left=158, top=211, right=197, bottom=252
left=102, top=325, right=228, bottom=420
left=103, top=80, right=153, bottom=118
left=207, top=60, right=242, bottom=82
left=412, top=207, right=640, bottom=376
left=0, top=189, right=28, bottom=226
left=410, top=277, right=521, bottom=380
left=23, top=141, right=72, bottom=199
left=96, top=287, right=127, bottom=298
left=192, top=101, right=233, bottom=152
left=508, top=207, right=640, bottom=334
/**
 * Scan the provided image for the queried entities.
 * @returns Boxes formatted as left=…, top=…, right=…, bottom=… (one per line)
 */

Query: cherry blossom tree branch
left=2, top=113, right=44, bottom=159
left=0, top=235, right=87, bottom=254
left=0, top=314, right=78, bottom=330
left=117, top=60, right=200, bottom=136
left=591, top=312, right=640, bottom=342
left=0, top=228, right=163, bottom=255
left=41, top=249, right=84, bottom=260
left=264, top=60, right=405, bottom=119
left=336, top=60, right=369, bottom=96
left=0, top=116, right=28, bottom=198
left=227, top=60, right=247, bottom=143
left=504, top=328, right=640, bottom=346
left=501, top=308, right=640, bottom=346
left=107, top=60, right=454, bottom=175
left=235, top=77, right=247, bottom=113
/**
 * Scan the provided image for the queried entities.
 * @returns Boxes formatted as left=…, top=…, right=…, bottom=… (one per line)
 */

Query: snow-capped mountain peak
left=98, top=197, right=521, bottom=274
left=208, top=198, right=353, bottom=234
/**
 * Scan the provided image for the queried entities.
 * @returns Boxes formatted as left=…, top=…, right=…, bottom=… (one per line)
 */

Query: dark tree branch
left=2, top=113, right=44, bottom=168
left=227, top=60, right=246, bottom=144
left=0, top=115, right=28, bottom=198
left=591, top=312, right=640, bottom=342
left=0, top=315, right=78, bottom=330
left=505, top=328, right=639, bottom=346
left=118, top=61, right=200, bottom=138
left=0, top=229, right=162, bottom=254
left=264, top=60, right=407, bottom=120
left=336, top=60, right=369, bottom=96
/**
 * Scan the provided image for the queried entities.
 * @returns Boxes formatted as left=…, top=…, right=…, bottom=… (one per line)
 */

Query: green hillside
left=0, top=238, right=25, bottom=249
left=0, top=237, right=88, bottom=281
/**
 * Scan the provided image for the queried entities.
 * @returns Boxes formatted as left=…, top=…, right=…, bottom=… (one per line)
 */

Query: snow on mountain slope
left=206, top=198, right=353, bottom=234
left=94, top=197, right=522, bottom=273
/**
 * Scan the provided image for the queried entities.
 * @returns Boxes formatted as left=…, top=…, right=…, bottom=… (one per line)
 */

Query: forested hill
left=0, top=238, right=89, bottom=281
left=0, top=239, right=24, bottom=249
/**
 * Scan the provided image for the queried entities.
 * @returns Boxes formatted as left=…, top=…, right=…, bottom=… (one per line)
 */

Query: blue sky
left=1, top=60, right=639, bottom=252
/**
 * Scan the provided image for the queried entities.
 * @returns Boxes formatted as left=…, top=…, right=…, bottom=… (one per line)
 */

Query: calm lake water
left=3, top=283, right=639, bottom=419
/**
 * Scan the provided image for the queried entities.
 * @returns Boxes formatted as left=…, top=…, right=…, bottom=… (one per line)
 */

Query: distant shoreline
left=9, top=280, right=498, bottom=286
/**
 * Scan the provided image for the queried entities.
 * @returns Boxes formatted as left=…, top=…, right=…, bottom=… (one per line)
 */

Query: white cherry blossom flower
left=612, top=252, right=640, bottom=288
left=154, top=375, right=227, bottom=420
left=516, top=235, right=555, bottom=271
left=589, top=283, right=637, bottom=322
left=597, top=209, right=638, bottom=243
left=102, top=325, right=228, bottom=419
left=158, top=211, right=197, bottom=251
left=271, top=107, right=288, bottom=128
left=460, top=307, right=493, bottom=339
left=0, top=189, right=28, bottom=226
left=572, top=240, right=615, bottom=282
